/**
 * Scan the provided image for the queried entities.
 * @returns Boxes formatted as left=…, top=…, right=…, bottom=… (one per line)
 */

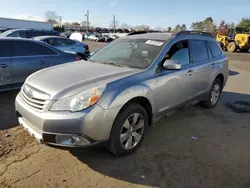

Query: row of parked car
left=0, top=29, right=90, bottom=60
left=60, top=31, right=120, bottom=42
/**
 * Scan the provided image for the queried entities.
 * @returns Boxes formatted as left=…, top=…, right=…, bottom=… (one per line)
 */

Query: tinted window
left=56, top=38, right=75, bottom=46
left=13, top=41, right=57, bottom=56
left=190, top=40, right=208, bottom=62
left=208, top=42, right=222, bottom=57
left=206, top=42, right=213, bottom=58
left=0, top=41, right=12, bottom=57
left=25, top=31, right=34, bottom=38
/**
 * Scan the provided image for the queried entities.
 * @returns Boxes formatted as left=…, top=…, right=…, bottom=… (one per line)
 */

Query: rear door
left=188, top=39, right=212, bottom=97
left=0, top=40, right=12, bottom=86
left=11, top=40, right=52, bottom=83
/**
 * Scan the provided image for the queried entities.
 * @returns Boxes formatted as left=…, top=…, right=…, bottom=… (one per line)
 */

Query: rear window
left=13, top=41, right=57, bottom=56
left=0, top=41, right=12, bottom=57
left=208, top=42, right=222, bottom=58
left=189, top=40, right=209, bottom=62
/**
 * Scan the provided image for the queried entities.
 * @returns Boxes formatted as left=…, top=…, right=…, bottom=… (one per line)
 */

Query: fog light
left=55, top=135, right=91, bottom=146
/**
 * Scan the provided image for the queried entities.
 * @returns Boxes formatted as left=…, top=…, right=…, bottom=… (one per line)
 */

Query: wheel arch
left=116, top=96, right=153, bottom=126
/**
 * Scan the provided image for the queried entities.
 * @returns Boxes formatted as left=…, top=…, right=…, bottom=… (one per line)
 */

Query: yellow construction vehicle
left=216, top=27, right=250, bottom=52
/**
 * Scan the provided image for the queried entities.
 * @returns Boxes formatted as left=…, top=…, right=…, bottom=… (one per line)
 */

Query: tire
left=108, top=103, right=148, bottom=156
left=227, top=42, right=237, bottom=52
left=201, top=78, right=222, bottom=109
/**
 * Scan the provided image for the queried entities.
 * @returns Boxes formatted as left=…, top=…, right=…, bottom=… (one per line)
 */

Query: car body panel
left=0, top=57, right=12, bottom=86
left=25, top=61, right=141, bottom=99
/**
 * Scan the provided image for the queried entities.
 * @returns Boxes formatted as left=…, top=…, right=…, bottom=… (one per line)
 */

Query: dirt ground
left=1, top=41, right=250, bottom=188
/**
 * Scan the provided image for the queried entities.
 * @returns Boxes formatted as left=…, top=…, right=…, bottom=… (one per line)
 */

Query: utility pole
left=59, top=16, right=63, bottom=27
left=85, top=10, right=89, bottom=31
left=113, top=15, right=116, bottom=33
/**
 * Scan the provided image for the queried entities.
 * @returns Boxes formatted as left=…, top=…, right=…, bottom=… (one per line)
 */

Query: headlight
left=50, top=86, right=106, bottom=112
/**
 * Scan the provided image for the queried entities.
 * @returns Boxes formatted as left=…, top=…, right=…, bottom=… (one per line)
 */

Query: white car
left=88, top=34, right=99, bottom=41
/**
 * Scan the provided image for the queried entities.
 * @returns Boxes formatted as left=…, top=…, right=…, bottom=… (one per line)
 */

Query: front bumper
left=15, top=93, right=121, bottom=147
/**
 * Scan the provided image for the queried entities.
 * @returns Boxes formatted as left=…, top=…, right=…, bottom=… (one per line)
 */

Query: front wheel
left=108, top=103, right=148, bottom=156
left=227, top=42, right=237, bottom=52
left=201, top=78, right=222, bottom=109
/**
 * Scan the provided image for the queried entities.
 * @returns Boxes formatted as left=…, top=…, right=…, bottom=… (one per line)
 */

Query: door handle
left=40, top=61, right=45, bottom=65
left=0, top=64, right=8, bottom=68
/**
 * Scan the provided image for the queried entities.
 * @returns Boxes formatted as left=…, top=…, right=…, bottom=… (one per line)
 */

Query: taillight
left=76, top=56, right=80, bottom=61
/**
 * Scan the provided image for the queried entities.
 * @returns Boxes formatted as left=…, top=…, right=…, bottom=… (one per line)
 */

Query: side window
left=206, top=42, right=213, bottom=58
left=0, top=41, right=12, bottom=57
left=208, top=42, right=222, bottom=58
left=56, top=39, right=75, bottom=46
left=18, top=31, right=26, bottom=38
left=165, top=40, right=190, bottom=66
left=8, top=31, right=18, bottom=37
left=189, top=40, right=208, bottom=62
left=45, top=38, right=56, bottom=46
left=13, top=41, right=57, bottom=56
left=25, top=31, right=34, bottom=38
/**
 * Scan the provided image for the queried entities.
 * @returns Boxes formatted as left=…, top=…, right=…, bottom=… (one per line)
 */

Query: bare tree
left=154, top=26, right=163, bottom=31
left=81, top=21, right=91, bottom=28
left=45, top=11, right=58, bottom=24
left=133, top=24, right=151, bottom=31
left=119, top=23, right=130, bottom=29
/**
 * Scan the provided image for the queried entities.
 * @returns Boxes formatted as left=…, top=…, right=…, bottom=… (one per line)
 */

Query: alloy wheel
left=120, top=113, right=145, bottom=150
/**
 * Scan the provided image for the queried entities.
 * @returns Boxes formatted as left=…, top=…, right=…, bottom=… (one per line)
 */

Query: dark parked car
left=0, top=29, right=60, bottom=38
left=0, top=37, right=78, bottom=91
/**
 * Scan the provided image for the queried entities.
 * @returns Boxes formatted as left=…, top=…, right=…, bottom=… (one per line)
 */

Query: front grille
left=248, top=36, right=250, bottom=44
left=21, top=84, right=50, bottom=111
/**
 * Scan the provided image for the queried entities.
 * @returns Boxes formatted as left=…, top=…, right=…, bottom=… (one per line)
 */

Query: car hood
left=26, top=61, right=140, bottom=100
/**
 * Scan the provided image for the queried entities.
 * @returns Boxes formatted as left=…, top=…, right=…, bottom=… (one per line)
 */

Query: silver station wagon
left=15, top=31, right=228, bottom=156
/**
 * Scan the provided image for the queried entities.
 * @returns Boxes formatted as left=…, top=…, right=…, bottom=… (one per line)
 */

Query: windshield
left=89, top=38, right=166, bottom=69
left=0, top=30, right=12, bottom=37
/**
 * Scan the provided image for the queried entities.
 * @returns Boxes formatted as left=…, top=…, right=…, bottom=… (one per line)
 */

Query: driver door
left=155, top=40, right=196, bottom=114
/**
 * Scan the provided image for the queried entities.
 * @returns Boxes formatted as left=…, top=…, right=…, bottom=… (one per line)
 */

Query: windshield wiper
left=102, top=62, right=130, bottom=68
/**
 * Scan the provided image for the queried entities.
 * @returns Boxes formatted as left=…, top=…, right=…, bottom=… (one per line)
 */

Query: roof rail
left=175, top=30, right=214, bottom=37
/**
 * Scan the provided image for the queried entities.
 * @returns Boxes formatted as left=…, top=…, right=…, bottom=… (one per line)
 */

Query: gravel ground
left=1, top=41, right=250, bottom=188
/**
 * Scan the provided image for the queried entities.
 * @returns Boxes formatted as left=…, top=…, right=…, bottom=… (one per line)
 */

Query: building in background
left=0, top=17, right=53, bottom=31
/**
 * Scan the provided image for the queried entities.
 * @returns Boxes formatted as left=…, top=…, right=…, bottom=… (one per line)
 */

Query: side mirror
left=163, top=59, right=181, bottom=70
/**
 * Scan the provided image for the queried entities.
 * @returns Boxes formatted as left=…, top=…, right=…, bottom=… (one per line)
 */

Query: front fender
left=97, top=82, right=156, bottom=113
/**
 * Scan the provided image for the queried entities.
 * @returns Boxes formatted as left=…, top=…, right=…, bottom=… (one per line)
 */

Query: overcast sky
left=1, top=0, right=250, bottom=28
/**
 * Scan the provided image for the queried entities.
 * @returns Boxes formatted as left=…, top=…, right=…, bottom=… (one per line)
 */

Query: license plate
left=18, top=118, right=42, bottom=143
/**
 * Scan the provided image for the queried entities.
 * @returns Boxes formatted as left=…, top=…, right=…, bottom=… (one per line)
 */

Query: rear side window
left=13, top=41, right=57, bottom=56
left=56, top=39, right=75, bottom=46
left=208, top=42, right=222, bottom=57
left=189, top=40, right=208, bottom=62
left=0, top=41, right=12, bottom=57
left=25, top=31, right=34, bottom=38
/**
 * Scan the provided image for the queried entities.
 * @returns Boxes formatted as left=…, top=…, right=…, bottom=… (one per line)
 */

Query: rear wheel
left=201, top=78, right=222, bottom=109
left=108, top=103, right=148, bottom=156
left=227, top=42, right=237, bottom=52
